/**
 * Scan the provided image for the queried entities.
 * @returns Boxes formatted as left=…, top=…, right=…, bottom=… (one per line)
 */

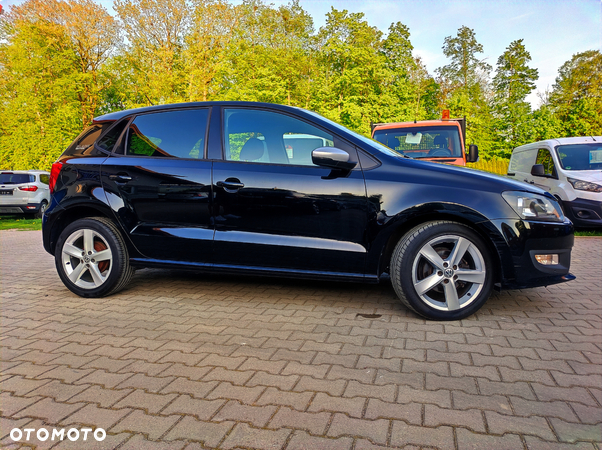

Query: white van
left=507, top=136, right=602, bottom=228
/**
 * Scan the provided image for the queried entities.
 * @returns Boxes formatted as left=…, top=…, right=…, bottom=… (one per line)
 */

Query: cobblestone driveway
left=1, top=230, right=601, bottom=449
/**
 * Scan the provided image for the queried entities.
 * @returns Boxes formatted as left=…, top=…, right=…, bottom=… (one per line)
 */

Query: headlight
left=502, top=191, right=564, bottom=222
left=567, top=178, right=602, bottom=193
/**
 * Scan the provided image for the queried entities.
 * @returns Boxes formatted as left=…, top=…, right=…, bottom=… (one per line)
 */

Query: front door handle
left=109, top=173, right=132, bottom=183
left=217, top=180, right=244, bottom=191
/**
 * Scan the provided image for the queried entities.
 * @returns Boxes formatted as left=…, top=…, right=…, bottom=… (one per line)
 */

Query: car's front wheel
left=55, top=217, right=133, bottom=297
left=391, top=221, right=494, bottom=320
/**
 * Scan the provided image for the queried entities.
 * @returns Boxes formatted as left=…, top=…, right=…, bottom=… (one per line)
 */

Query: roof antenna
left=592, top=136, right=597, bottom=141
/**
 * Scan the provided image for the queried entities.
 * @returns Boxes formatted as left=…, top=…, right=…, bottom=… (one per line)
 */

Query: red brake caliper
left=94, top=241, right=110, bottom=272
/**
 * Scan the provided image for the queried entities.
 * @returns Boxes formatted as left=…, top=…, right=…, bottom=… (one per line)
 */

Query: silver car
left=0, top=170, right=51, bottom=218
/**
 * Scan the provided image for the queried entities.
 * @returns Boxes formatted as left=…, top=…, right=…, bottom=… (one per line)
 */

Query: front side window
left=126, top=109, right=209, bottom=159
left=223, top=109, right=334, bottom=166
left=536, top=148, right=556, bottom=176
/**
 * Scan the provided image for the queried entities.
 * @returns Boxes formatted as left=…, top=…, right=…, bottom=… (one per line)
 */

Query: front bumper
left=563, top=198, right=602, bottom=228
left=490, top=219, right=575, bottom=290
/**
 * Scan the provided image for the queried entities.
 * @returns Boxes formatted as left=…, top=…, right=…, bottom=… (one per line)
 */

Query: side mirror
left=467, top=144, right=479, bottom=163
left=312, top=147, right=356, bottom=171
left=531, top=164, right=545, bottom=177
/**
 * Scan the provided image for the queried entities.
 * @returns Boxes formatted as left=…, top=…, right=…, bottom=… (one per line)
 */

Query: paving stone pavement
left=1, top=230, right=601, bottom=450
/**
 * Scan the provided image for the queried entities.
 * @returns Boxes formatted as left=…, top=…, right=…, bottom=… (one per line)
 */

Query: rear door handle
left=109, top=173, right=132, bottom=183
left=217, top=180, right=244, bottom=191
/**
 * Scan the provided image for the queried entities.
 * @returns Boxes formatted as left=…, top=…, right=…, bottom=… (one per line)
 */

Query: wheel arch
left=375, top=207, right=504, bottom=286
left=46, top=202, right=134, bottom=257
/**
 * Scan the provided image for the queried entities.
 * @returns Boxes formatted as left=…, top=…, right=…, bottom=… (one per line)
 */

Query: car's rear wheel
left=55, top=217, right=133, bottom=297
left=391, top=221, right=494, bottom=320
left=35, top=201, right=48, bottom=219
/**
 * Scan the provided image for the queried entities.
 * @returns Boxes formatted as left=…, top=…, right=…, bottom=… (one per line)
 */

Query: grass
left=575, top=229, right=602, bottom=236
left=0, top=214, right=43, bottom=231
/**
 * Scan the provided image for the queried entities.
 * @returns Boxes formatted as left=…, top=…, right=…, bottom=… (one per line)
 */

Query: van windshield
left=557, top=144, right=602, bottom=171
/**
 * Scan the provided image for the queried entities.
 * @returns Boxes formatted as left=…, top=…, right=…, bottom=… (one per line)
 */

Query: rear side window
left=0, top=173, right=34, bottom=184
left=126, top=109, right=209, bottom=159
left=39, top=174, right=50, bottom=184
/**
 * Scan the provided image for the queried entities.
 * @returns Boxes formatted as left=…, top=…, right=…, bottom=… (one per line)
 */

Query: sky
left=2, top=0, right=601, bottom=107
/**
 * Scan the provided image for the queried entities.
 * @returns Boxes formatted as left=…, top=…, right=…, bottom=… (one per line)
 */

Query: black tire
left=390, top=221, right=494, bottom=321
left=55, top=217, right=134, bottom=297
left=35, top=201, right=48, bottom=219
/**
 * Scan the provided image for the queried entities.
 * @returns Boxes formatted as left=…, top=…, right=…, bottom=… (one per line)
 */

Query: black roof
left=93, top=101, right=304, bottom=123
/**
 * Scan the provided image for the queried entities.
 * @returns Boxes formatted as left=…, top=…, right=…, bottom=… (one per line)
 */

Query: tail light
left=49, top=161, right=64, bottom=194
left=18, top=185, right=38, bottom=192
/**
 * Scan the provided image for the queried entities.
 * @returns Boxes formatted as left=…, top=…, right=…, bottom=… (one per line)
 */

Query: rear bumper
left=0, top=202, right=44, bottom=214
left=490, top=219, right=575, bottom=289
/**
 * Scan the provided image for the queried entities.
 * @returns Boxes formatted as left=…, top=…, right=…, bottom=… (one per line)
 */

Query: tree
left=183, top=0, right=238, bottom=101
left=491, top=39, right=538, bottom=157
left=311, top=8, right=392, bottom=133
left=437, top=25, right=491, bottom=96
left=436, top=26, right=494, bottom=156
left=0, top=0, right=119, bottom=169
left=549, top=50, right=602, bottom=136
left=381, top=22, right=437, bottom=122
left=7, top=0, right=120, bottom=125
left=113, top=0, right=191, bottom=106
left=217, top=0, right=315, bottom=106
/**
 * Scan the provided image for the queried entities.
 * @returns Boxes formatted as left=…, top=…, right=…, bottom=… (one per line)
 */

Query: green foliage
left=490, top=39, right=539, bottom=158
left=0, top=1, right=600, bottom=171
left=549, top=50, right=602, bottom=137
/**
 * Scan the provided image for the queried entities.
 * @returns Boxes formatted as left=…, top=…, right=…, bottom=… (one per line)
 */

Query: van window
left=536, top=149, right=556, bottom=177
left=557, top=144, right=602, bottom=171
left=508, top=148, right=537, bottom=173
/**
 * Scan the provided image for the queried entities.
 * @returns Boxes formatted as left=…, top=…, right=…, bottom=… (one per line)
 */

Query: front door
left=212, top=107, right=368, bottom=276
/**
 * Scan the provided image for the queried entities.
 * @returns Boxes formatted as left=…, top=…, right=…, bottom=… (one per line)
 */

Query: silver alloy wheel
left=411, top=234, right=486, bottom=311
left=60, top=228, right=113, bottom=289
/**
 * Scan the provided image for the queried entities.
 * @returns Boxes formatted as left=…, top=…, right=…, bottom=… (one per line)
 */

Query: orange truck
left=371, top=111, right=478, bottom=166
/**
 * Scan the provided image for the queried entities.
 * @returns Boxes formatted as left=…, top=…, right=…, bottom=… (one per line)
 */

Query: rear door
left=101, top=107, right=214, bottom=263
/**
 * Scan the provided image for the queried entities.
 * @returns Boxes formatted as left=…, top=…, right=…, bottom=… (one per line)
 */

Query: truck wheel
left=391, top=221, right=494, bottom=320
left=55, top=217, right=133, bottom=298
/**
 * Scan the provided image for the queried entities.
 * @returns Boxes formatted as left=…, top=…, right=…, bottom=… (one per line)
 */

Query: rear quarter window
left=63, top=124, right=111, bottom=158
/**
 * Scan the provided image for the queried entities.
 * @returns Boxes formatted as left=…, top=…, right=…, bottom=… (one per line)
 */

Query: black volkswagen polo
left=43, top=102, right=575, bottom=320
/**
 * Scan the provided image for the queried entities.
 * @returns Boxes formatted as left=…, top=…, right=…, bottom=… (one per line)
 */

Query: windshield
left=302, top=109, right=405, bottom=159
left=556, top=143, right=602, bottom=171
left=373, top=126, right=463, bottom=158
